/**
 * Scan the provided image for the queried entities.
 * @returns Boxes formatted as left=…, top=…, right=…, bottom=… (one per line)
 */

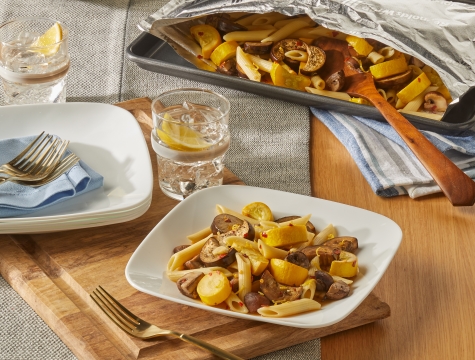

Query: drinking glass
left=0, top=18, right=69, bottom=105
left=151, top=88, right=231, bottom=200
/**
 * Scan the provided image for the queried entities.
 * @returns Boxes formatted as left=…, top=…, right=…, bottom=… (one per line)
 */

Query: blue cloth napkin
left=311, top=108, right=475, bottom=199
left=0, top=135, right=103, bottom=218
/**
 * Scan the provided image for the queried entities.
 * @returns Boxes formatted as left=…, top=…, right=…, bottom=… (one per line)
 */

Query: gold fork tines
left=90, top=286, right=244, bottom=360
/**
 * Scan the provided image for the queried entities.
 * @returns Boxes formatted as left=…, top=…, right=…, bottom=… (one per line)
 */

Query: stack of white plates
left=0, top=103, right=153, bottom=234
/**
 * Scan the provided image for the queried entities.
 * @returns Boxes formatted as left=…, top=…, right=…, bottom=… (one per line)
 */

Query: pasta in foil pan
left=138, top=0, right=475, bottom=116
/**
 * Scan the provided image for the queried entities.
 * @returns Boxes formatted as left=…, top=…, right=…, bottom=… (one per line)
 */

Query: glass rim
left=0, top=17, right=68, bottom=49
left=152, top=88, right=230, bottom=124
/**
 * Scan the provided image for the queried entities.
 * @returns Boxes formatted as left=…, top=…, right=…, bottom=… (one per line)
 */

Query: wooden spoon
left=315, top=37, right=475, bottom=206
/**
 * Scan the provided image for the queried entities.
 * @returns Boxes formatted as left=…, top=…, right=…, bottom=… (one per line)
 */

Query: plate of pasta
left=125, top=185, right=402, bottom=328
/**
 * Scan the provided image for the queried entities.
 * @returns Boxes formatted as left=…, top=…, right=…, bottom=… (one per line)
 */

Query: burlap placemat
left=0, top=1, right=315, bottom=359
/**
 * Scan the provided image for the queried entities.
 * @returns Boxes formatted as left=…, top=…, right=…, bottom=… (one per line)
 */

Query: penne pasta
left=251, top=13, right=289, bottom=26
left=244, top=24, right=276, bottom=31
left=367, top=51, right=385, bottom=64
left=312, top=223, right=336, bottom=246
left=274, top=16, right=316, bottom=29
left=378, top=88, right=387, bottom=100
left=257, top=299, right=321, bottom=317
left=311, top=75, right=325, bottom=90
left=187, top=226, right=212, bottom=243
left=277, top=214, right=311, bottom=227
left=395, top=97, right=406, bottom=109
left=378, top=46, right=395, bottom=59
left=225, top=292, right=249, bottom=313
left=216, top=204, right=260, bottom=225
left=386, top=88, right=397, bottom=104
left=167, top=237, right=209, bottom=271
left=285, top=49, right=308, bottom=62
left=225, top=236, right=259, bottom=251
left=261, top=19, right=310, bottom=43
left=223, top=29, right=275, bottom=42
left=236, top=46, right=261, bottom=82
left=257, top=239, right=288, bottom=259
left=248, top=54, right=273, bottom=73
left=235, top=12, right=285, bottom=26
left=301, top=279, right=317, bottom=300
left=167, top=267, right=233, bottom=282
left=308, top=254, right=322, bottom=277
left=305, top=87, right=352, bottom=101
left=332, top=275, right=353, bottom=285
left=236, top=253, right=252, bottom=301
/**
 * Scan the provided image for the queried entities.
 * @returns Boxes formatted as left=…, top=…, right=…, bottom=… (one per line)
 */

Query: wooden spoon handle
left=367, top=92, right=475, bottom=206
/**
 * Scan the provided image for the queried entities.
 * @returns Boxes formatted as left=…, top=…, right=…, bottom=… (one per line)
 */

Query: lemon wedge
left=32, top=22, right=62, bottom=56
left=158, top=113, right=211, bottom=151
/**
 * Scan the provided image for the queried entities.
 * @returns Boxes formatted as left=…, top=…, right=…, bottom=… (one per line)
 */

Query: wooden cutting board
left=0, top=98, right=390, bottom=360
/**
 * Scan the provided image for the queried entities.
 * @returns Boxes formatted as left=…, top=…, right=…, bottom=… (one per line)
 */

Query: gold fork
left=5, top=153, right=80, bottom=187
left=90, top=286, right=244, bottom=360
left=0, top=131, right=52, bottom=176
left=0, top=139, right=70, bottom=183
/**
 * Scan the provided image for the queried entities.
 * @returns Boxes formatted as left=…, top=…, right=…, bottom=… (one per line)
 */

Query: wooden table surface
left=311, top=117, right=475, bottom=360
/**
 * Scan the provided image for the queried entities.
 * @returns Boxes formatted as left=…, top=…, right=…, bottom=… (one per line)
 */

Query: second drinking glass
left=151, top=88, right=231, bottom=200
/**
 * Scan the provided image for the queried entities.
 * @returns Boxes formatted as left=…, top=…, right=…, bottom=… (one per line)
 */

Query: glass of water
left=151, top=88, right=231, bottom=200
left=0, top=18, right=69, bottom=105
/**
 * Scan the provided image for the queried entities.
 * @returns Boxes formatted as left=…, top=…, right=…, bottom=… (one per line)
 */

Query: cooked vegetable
left=242, top=201, right=274, bottom=221
left=177, top=271, right=205, bottom=299
left=323, top=236, right=358, bottom=253
left=325, top=70, right=345, bottom=91
left=259, top=270, right=303, bottom=301
left=268, top=258, right=308, bottom=286
left=243, top=41, right=273, bottom=54
left=199, top=237, right=237, bottom=267
left=315, top=270, right=334, bottom=292
left=284, top=251, right=310, bottom=269
left=424, top=91, right=448, bottom=112
left=274, top=216, right=316, bottom=234
left=325, top=280, right=350, bottom=300
left=211, top=213, right=255, bottom=240
left=328, top=250, right=358, bottom=278
left=197, top=270, right=232, bottom=305
left=260, top=223, right=308, bottom=247
left=210, top=41, right=239, bottom=66
left=190, top=24, right=222, bottom=59
left=244, top=292, right=271, bottom=313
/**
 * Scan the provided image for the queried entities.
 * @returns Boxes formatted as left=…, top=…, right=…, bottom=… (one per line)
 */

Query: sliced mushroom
left=217, top=59, right=238, bottom=76
left=242, top=41, right=273, bottom=55
left=285, top=251, right=310, bottom=269
left=424, top=91, right=448, bottom=112
left=173, top=245, right=190, bottom=254
left=317, top=246, right=341, bottom=271
left=323, top=236, right=358, bottom=253
left=315, top=270, right=334, bottom=292
left=229, top=277, right=239, bottom=293
left=259, top=270, right=303, bottom=302
left=274, top=216, right=316, bottom=234
left=184, top=254, right=204, bottom=270
left=374, top=69, right=412, bottom=89
left=176, top=271, right=204, bottom=299
left=199, top=237, right=237, bottom=267
left=325, top=280, right=350, bottom=300
left=300, top=245, right=319, bottom=261
left=325, top=70, right=345, bottom=91
left=300, top=45, right=326, bottom=76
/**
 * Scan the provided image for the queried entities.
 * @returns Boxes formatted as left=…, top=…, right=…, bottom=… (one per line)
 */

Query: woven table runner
left=0, top=1, right=314, bottom=359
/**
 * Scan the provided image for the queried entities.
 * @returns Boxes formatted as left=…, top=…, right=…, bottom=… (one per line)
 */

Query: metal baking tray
left=126, top=32, right=475, bottom=135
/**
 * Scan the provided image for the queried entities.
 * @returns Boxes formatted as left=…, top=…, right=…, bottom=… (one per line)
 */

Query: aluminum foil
left=139, top=0, right=475, bottom=98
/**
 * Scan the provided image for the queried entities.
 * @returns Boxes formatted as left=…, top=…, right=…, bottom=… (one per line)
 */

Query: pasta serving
left=188, top=12, right=453, bottom=121
left=168, top=201, right=361, bottom=318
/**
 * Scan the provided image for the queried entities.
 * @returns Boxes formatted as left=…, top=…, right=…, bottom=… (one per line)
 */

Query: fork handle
left=171, top=331, right=244, bottom=360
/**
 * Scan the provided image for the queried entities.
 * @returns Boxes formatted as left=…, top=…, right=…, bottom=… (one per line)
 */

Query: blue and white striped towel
left=311, top=108, right=475, bottom=199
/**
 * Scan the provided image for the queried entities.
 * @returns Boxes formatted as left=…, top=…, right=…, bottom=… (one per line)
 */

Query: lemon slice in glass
left=157, top=114, right=211, bottom=151
left=32, top=22, right=62, bottom=56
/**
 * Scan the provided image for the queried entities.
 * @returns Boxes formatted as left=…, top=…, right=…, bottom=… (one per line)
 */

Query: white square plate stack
left=0, top=103, right=153, bottom=233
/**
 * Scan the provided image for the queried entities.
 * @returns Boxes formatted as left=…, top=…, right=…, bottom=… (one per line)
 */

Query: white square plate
left=0, top=103, right=153, bottom=233
left=126, top=185, right=402, bottom=328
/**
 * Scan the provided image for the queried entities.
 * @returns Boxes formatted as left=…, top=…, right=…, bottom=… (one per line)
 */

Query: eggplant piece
left=315, top=270, right=334, bottom=292
left=217, top=58, right=238, bottom=76
left=199, top=237, right=237, bottom=267
left=211, top=213, right=255, bottom=240
left=184, top=254, right=204, bottom=270
left=325, top=70, right=345, bottom=92
left=283, top=57, right=301, bottom=73
left=323, top=236, right=358, bottom=253
left=217, top=17, right=247, bottom=34
left=244, top=292, right=271, bottom=313
left=325, top=280, right=350, bottom=300
left=176, top=271, right=204, bottom=299
left=242, top=41, right=273, bottom=55
left=270, top=39, right=307, bottom=62
left=316, top=246, right=341, bottom=270
left=300, top=45, right=326, bottom=76
left=374, top=69, right=412, bottom=89
left=259, top=270, right=303, bottom=302
left=301, top=245, right=318, bottom=261
left=275, top=216, right=317, bottom=234
left=285, top=251, right=310, bottom=269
